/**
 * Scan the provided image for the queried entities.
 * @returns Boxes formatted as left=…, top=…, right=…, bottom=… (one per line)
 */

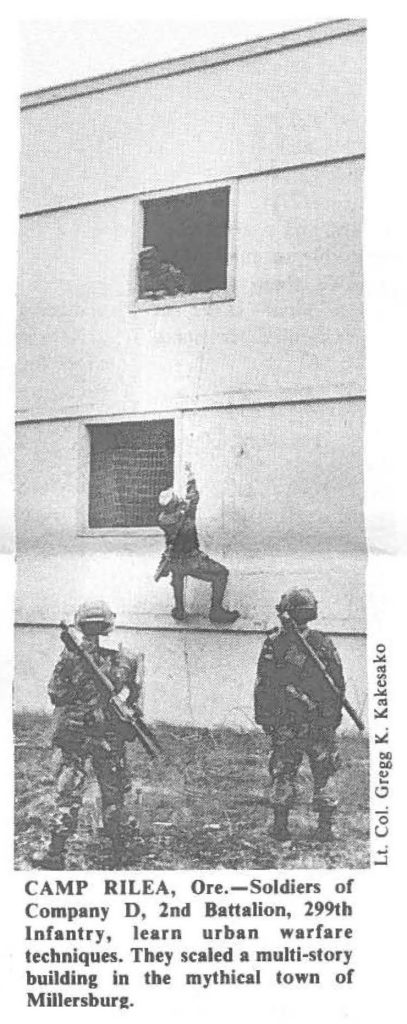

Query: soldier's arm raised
left=184, top=463, right=199, bottom=514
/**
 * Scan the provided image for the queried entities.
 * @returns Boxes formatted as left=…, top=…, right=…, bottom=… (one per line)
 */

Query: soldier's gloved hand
left=286, top=685, right=317, bottom=714
left=115, top=686, right=130, bottom=704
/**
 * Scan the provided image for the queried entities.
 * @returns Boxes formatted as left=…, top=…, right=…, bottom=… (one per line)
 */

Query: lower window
left=88, top=419, right=174, bottom=529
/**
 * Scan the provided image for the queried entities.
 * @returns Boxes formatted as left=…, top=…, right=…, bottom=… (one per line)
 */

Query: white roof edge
left=21, top=18, right=366, bottom=110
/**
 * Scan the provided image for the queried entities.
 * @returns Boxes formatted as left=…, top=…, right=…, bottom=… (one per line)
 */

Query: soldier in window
left=138, top=245, right=190, bottom=298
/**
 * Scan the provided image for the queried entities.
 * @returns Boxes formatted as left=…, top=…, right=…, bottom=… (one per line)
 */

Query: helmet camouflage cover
left=74, top=600, right=116, bottom=635
left=276, top=588, right=318, bottom=623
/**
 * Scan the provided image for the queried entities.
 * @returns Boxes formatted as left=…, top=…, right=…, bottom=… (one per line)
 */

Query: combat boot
left=171, top=606, right=186, bottom=621
left=316, top=807, right=335, bottom=842
left=209, top=607, right=240, bottom=625
left=273, top=806, right=291, bottom=842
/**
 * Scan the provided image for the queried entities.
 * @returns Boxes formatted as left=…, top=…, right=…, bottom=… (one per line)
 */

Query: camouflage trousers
left=268, top=720, right=340, bottom=811
left=50, top=735, right=128, bottom=846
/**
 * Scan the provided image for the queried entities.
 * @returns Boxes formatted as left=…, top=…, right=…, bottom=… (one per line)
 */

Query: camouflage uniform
left=34, top=603, right=142, bottom=868
left=254, top=589, right=346, bottom=840
left=138, top=245, right=190, bottom=298
left=157, top=473, right=239, bottom=624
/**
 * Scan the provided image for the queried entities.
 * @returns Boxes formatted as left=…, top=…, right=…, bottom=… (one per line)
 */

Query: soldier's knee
left=313, top=792, right=338, bottom=812
left=312, top=749, right=341, bottom=789
left=270, top=772, right=296, bottom=808
left=56, top=765, right=82, bottom=799
left=268, top=750, right=286, bottom=781
left=53, top=800, right=80, bottom=837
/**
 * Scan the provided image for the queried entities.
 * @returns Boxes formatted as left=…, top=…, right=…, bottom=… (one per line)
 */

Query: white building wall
left=20, top=29, right=365, bottom=213
left=17, top=159, right=364, bottom=420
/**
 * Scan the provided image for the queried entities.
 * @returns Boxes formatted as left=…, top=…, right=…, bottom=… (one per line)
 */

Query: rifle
left=59, top=622, right=162, bottom=758
left=277, top=611, right=365, bottom=733
left=154, top=547, right=173, bottom=582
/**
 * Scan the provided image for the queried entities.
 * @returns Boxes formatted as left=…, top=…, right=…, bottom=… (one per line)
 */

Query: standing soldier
left=32, top=601, right=142, bottom=869
left=155, top=462, right=240, bottom=624
left=254, top=589, right=346, bottom=842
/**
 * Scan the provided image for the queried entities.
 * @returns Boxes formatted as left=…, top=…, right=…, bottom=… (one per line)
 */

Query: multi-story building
left=16, top=19, right=367, bottom=727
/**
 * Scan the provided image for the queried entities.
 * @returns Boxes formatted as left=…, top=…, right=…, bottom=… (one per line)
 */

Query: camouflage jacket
left=48, top=639, right=142, bottom=750
left=254, top=627, right=345, bottom=731
left=138, top=248, right=190, bottom=299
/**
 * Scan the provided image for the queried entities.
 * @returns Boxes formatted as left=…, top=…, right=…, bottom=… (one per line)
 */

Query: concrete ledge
left=16, top=389, right=366, bottom=425
left=21, top=20, right=366, bottom=110
left=15, top=617, right=367, bottom=637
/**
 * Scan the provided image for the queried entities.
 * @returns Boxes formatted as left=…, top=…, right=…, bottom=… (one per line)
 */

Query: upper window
left=132, top=184, right=235, bottom=310
left=87, top=419, right=174, bottom=530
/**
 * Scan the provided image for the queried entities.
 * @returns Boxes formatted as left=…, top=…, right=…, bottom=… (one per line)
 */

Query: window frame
left=76, top=412, right=182, bottom=537
left=129, top=178, right=237, bottom=312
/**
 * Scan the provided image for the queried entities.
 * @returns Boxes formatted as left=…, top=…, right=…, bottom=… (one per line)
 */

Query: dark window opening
left=88, top=420, right=174, bottom=528
left=138, top=187, right=230, bottom=298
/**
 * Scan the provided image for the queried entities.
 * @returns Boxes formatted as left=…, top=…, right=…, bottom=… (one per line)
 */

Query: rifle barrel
left=132, top=713, right=163, bottom=752
left=341, top=697, right=365, bottom=733
left=129, top=719, right=159, bottom=759
left=280, top=613, right=365, bottom=732
left=60, top=624, right=161, bottom=755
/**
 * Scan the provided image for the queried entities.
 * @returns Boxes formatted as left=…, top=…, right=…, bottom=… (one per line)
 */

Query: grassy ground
left=15, top=714, right=369, bottom=870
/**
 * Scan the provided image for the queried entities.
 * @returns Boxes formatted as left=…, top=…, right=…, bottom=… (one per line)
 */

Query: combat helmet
left=276, top=588, right=318, bottom=625
left=158, top=487, right=179, bottom=508
left=74, top=600, right=116, bottom=636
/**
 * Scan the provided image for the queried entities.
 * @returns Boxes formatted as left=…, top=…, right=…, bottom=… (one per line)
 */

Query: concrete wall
left=16, top=398, right=365, bottom=631
left=14, top=625, right=366, bottom=734
left=20, top=30, right=365, bottom=214
left=17, top=159, right=364, bottom=419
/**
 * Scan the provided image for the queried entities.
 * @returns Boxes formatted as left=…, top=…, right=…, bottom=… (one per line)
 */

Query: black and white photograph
left=14, top=16, right=369, bottom=873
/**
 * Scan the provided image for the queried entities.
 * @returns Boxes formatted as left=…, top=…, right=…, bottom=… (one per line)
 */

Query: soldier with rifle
left=254, top=588, right=364, bottom=843
left=32, top=601, right=160, bottom=869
